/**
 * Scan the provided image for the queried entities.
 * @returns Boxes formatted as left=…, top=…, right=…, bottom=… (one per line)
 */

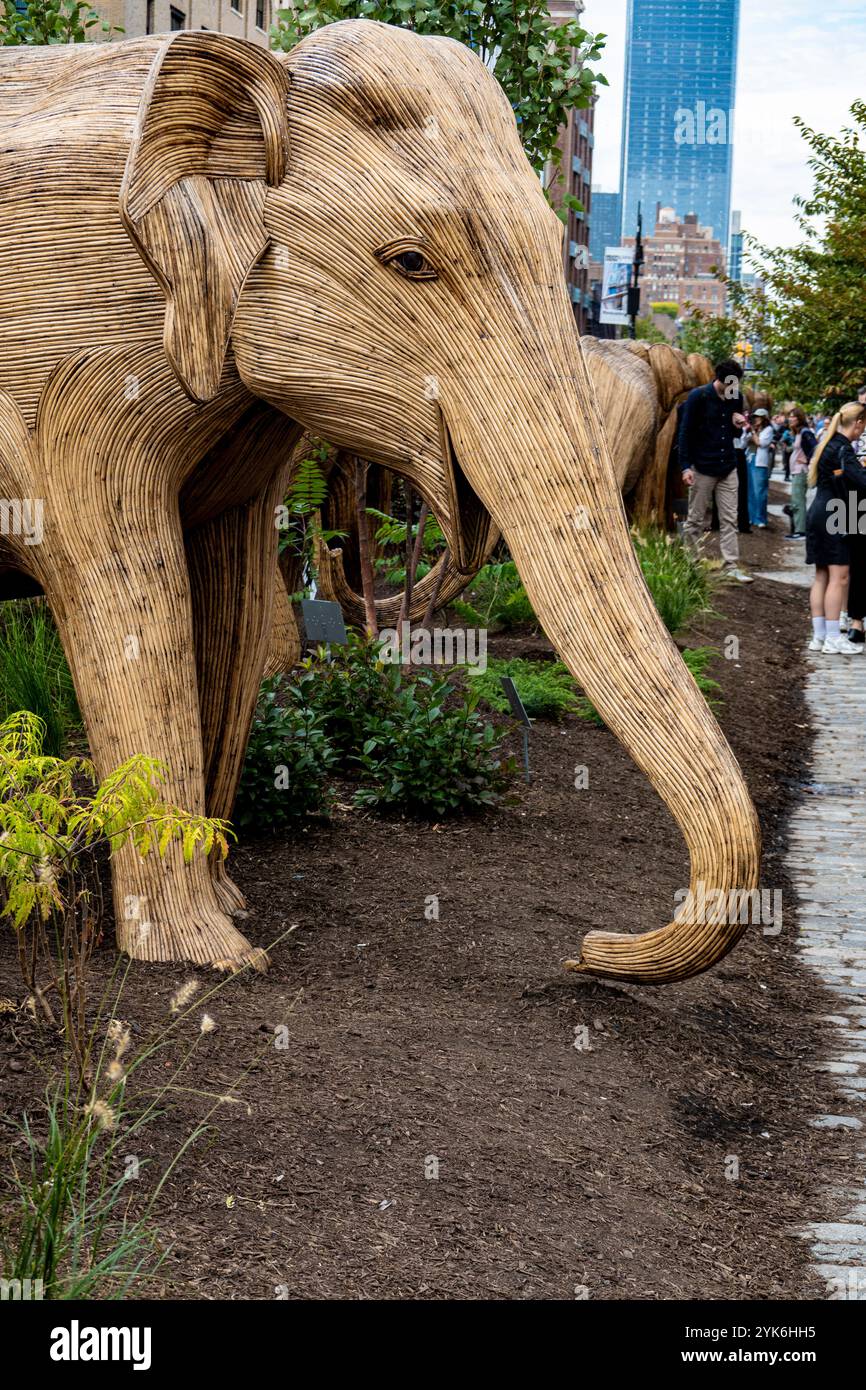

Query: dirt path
left=0, top=509, right=860, bottom=1300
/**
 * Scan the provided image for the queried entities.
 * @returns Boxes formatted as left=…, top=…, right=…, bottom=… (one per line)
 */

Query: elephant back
left=0, top=40, right=168, bottom=424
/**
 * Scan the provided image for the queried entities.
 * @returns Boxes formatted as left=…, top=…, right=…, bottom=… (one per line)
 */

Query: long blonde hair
left=807, top=402, right=866, bottom=486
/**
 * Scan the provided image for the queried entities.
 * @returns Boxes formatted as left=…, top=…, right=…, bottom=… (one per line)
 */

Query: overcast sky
left=582, top=0, right=866, bottom=252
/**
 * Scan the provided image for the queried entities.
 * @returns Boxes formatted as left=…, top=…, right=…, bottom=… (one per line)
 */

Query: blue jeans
left=748, top=458, right=769, bottom=526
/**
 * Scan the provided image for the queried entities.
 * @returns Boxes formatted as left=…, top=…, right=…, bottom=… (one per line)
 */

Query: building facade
left=546, top=1, right=595, bottom=334
left=588, top=188, right=622, bottom=265
left=93, top=0, right=270, bottom=45
left=622, top=206, right=726, bottom=318
left=619, top=0, right=739, bottom=254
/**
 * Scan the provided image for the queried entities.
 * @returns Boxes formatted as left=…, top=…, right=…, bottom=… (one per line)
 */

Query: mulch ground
left=1, top=498, right=861, bottom=1301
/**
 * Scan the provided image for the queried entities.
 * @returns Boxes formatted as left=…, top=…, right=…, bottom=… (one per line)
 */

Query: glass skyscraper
left=619, top=0, right=740, bottom=252
left=589, top=190, right=623, bottom=263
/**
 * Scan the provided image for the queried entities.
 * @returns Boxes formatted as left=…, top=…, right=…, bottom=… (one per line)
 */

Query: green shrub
left=452, top=561, right=536, bottom=631
left=293, top=632, right=398, bottom=759
left=233, top=678, right=337, bottom=834
left=468, top=657, right=579, bottom=721
left=353, top=675, right=512, bottom=816
left=632, top=526, right=715, bottom=634
left=0, top=600, right=80, bottom=756
left=237, top=638, right=513, bottom=823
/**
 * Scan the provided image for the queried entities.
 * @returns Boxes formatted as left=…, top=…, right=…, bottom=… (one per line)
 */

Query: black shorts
left=806, top=495, right=850, bottom=567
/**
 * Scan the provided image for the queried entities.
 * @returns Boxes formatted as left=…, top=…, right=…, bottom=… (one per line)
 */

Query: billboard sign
left=599, top=246, right=634, bottom=326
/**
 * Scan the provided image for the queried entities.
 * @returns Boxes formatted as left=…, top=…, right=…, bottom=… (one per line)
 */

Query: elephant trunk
left=445, top=354, right=761, bottom=985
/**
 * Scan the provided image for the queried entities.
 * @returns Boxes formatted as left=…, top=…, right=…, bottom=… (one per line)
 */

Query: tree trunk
left=354, top=456, right=378, bottom=638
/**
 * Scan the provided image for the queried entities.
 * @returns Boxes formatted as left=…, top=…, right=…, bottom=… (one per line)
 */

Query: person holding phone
left=680, top=359, right=753, bottom=582
left=747, top=408, right=775, bottom=528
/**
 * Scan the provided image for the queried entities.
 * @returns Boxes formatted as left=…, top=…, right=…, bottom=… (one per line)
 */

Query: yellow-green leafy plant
left=0, top=710, right=232, bottom=1079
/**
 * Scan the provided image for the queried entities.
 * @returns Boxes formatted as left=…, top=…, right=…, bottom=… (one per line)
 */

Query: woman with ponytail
left=805, top=402, right=866, bottom=654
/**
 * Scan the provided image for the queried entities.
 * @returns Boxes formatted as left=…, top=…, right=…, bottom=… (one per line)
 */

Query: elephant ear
left=120, top=32, right=289, bottom=404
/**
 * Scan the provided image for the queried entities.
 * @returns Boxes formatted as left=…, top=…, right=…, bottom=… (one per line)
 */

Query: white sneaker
left=822, top=636, right=863, bottom=654
left=808, top=636, right=825, bottom=651
left=728, top=569, right=754, bottom=584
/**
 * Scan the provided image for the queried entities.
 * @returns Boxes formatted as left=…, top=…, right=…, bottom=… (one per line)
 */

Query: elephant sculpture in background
left=296, top=339, right=714, bottom=638
left=0, top=21, right=760, bottom=983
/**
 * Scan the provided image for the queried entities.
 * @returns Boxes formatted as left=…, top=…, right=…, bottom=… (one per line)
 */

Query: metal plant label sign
left=301, top=599, right=348, bottom=647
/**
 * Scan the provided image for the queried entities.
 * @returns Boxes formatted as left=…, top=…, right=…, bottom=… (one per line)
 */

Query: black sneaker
left=848, top=628, right=865, bottom=644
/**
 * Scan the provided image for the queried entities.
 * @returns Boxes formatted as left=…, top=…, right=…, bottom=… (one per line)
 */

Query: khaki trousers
left=683, top=468, right=739, bottom=569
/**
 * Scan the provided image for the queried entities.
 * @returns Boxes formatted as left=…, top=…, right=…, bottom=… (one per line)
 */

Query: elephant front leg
left=49, top=508, right=266, bottom=972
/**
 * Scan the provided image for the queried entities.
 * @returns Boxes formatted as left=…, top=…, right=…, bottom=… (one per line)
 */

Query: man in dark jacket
left=680, top=359, right=753, bottom=582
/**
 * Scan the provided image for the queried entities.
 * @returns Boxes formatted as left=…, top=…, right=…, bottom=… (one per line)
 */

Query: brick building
left=622, top=206, right=726, bottom=319
left=547, top=0, right=595, bottom=333
left=92, top=0, right=270, bottom=44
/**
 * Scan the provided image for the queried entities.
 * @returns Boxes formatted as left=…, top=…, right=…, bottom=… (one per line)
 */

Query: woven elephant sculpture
left=0, top=21, right=759, bottom=982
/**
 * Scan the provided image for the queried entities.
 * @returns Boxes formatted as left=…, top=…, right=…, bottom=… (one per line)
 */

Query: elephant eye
left=375, top=239, right=438, bottom=282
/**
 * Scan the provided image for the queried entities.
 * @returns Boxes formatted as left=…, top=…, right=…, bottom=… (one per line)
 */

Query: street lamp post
left=628, top=202, right=644, bottom=340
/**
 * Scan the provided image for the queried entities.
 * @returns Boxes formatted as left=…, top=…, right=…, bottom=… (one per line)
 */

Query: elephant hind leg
left=186, top=455, right=296, bottom=870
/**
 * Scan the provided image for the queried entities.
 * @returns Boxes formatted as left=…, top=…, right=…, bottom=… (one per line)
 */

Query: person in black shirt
left=805, top=401, right=866, bottom=654
left=680, top=359, right=752, bottom=581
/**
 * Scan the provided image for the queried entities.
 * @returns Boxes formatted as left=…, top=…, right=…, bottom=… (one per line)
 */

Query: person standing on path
left=733, top=413, right=751, bottom=533
left=747, top=408, right=775, bottom=527
left=680, top=359, right=753, bottom=582
left=786, top=406, right=816, bottom=541
left=806, top=401, right=866, bottom=654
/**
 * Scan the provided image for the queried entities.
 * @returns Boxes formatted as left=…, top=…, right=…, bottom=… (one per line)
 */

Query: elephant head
left=122, top=21, right=760, bottom=984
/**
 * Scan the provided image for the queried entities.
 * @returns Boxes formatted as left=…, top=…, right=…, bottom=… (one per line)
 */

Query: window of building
left=170, top=6, right=185, bottom=28
left=256, top=1, right=266, bottom=27
left=231, top=0, right=243, bottom=13
left=145, top=0, right=154, bottom=32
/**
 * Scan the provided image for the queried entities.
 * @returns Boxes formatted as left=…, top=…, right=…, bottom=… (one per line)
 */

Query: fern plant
left=468, top=657, right=579, bottom=721
left=366, top=505, right=446, bottom=585
left=277, top=445, right=347, bottom=592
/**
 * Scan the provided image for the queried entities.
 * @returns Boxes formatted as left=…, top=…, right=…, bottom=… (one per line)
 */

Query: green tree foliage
left=0, top=0, right=120, bottom=42
left=271, top=1, right=607, bottom=176
left=677, top=306, right=741, bottom=364
left=740, top=102, right=866, bottom=403
left=635, top=315, right=668, bottom=344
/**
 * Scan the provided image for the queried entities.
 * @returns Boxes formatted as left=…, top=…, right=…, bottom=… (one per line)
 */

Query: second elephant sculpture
left=277, top=339, right=713, bottom=638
